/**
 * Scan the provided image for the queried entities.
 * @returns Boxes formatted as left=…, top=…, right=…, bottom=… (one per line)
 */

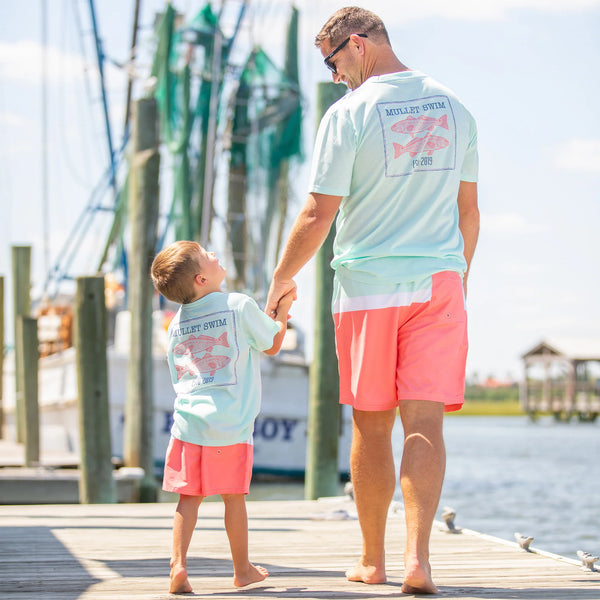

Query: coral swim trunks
left=163, top=437, right=253, bottom=496
left=333, top=270, right=467, bottom=412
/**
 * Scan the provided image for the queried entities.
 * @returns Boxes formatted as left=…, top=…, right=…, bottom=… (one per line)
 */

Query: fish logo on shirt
left=173, top=332, right=229, bottom=357
left=391, top=114, right=448, bottom=138
left=175, top=353, right=231, bottom=380
left=393, top=135, right=449, bottom=158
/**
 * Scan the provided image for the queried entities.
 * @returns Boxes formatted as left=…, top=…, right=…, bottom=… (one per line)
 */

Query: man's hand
left=266, top=278, right=297, bottom=318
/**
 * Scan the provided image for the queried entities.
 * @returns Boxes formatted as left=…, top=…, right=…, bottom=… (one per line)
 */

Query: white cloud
left=0, top=111, right=25, bottom=127
left=309, top=0, right=600, bottom=23
left=0, top=40, right=123, bottom=89
left=481, top=212, right=547, bottom=234
left=553, top=139, right=600, bottom=172
left=0, top=40, right=84, bottom=84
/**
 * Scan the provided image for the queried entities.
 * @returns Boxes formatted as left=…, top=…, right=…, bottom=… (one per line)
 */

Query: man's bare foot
left=401, top=560, right=438, bottom=594
left=346, top=559, right=387, bottom=584
left=233, top=563, right=269, bottom=587
left=169, top=565, right=193, bottom=594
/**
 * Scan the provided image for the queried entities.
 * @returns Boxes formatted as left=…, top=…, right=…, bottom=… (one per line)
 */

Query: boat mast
left=41, top=0, right=50, bottom=276
left=123, top=0, right=142, bottom=138
left=200, top=16, right=222, bottom=247
left=88, top=0, right=117, bottom=198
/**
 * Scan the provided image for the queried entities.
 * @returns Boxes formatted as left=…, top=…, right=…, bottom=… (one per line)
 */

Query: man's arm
left=266, top=192, right=342, bottom=315
left=457, top=180, right=480, bottom=297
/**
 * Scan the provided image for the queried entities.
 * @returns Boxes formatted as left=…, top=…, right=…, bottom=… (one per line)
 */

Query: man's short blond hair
left=151, top=240, right=202, bottom=304
left=315, top=6, right=390, bottom=48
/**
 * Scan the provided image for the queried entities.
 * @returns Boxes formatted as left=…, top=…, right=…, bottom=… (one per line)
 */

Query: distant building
left=520, top=340, right=600, bottom=421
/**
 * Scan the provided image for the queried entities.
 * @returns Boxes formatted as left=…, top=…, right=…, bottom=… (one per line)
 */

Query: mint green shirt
left=309, top=71, right=479, bottom=283
left=166, top=292, right=279, bottom=446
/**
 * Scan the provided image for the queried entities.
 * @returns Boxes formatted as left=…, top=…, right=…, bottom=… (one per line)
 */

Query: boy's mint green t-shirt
left=166, top=292, right=279, bottom=447
left=309, top=71, right=479, bottom=283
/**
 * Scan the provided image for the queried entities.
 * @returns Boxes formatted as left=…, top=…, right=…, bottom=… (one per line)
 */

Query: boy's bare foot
left=401, top=559, right=438, bottom=594
left=346, top=559, right=387, bottom=584
left=233, top=563, right=269, bottom=587
left=169, top=565, right=193, bottom=594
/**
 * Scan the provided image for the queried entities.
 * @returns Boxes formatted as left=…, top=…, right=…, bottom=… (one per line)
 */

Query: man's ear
left=350, top=33, right=366, bottom=56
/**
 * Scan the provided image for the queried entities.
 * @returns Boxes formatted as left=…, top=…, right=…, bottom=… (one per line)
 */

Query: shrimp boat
left=2, top=309, right=352, bottom=477
left=2, top=2, right=352, bottom=478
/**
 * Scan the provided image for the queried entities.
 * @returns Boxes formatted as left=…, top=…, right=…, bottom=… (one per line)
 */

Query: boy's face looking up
left=197, top=247, right=226, bottom=291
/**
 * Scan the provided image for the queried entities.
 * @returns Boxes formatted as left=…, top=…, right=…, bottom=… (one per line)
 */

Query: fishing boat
left=2, top=309, right=352, bottom=477
left=2, top=1, right=352, bottom=478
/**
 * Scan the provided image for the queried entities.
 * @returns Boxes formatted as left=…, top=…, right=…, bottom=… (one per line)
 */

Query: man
left=266, top=6, right=479, bottom=594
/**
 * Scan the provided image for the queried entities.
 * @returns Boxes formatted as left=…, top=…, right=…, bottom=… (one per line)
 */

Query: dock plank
left=0, top=499, right=598, bottom=599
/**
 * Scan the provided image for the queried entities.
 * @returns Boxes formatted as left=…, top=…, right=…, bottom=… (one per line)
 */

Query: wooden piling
left=124, top=96, right=160, bottom=502
left=305, top=82, right=347, bottom=500
left=11, top=245, right=31, bottom=444
left=16, top=316, right=39, bottom=466
left=74, top=275, right=115, bottom=504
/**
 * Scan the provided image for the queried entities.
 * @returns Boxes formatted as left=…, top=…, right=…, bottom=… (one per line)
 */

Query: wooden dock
left=0, top=497, right=598, bottom=599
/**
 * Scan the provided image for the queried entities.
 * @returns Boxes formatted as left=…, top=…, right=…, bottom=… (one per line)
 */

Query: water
left=436, top=416, right=600, bottom=561
left=245, top=416, right=600, bottom=562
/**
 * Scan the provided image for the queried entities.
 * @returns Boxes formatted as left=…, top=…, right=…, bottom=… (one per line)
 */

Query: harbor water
left=438, top=415, right=600, bottom=562
left=245, top=416, right=599, bottom=562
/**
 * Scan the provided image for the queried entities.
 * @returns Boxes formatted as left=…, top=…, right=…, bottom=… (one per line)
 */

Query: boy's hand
left=266, top=278, right=296, bottom=317
left=274, top=289, right=296, bottom=321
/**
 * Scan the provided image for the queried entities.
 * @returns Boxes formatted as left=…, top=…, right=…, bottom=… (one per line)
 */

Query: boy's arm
left=263, top=291, right=295, bottom=356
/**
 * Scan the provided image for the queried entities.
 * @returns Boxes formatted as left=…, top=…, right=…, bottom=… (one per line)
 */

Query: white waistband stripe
left=333, top=287, right=432, bottom=314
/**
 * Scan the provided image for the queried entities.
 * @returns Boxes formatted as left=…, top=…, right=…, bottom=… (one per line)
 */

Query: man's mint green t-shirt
left=166, top=292, right=279, bottom=447
left=309, top=71, right=479, bottom=283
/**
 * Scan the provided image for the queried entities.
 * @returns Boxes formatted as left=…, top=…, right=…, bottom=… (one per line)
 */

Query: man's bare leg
left=399, top=400, right=445, bottom=594
left=221, top=494, right=269, bottom=587
left=346, top=408, right=396, bottom=584
left=170, top=494, right=203, bottom=593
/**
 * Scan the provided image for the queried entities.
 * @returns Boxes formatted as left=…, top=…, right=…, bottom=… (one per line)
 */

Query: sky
left=1, top=0, right=599, bottom=382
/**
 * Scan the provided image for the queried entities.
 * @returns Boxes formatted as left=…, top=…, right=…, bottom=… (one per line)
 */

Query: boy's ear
left=194, top=273, right=207, bottom=286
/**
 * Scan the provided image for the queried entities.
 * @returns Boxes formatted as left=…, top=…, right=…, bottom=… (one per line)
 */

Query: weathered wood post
left=17, top=316, right=39, bottom=466
left=75, top=275, right=115, bottom=503
left=12, top=245, right=31, bottom=443
left=0, top=276, right=4, bottom=438
left=305, top=82, right=347, bottom=500
left=124, top=96, right=160, bottom=502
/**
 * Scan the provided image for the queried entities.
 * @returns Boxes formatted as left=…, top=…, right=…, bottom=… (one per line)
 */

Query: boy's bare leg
left=170, top=494, right=203, bottom=593
left=399, top=400, right=445, bottom=595
left=221, top=494, right=268, bottom=587
left=346, top=408, right=396, bottom=584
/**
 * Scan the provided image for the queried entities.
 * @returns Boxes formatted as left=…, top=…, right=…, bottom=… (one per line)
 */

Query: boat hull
left=2, top=347, right=352, bottom=478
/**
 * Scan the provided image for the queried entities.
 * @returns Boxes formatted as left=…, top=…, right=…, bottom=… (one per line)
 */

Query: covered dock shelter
left=520, top=340, right=600, bottom=421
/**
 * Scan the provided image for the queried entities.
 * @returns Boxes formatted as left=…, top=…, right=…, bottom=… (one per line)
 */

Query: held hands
left=266, top=278, right=297, bottom=320
left=274, top=288, right=296, bottom=322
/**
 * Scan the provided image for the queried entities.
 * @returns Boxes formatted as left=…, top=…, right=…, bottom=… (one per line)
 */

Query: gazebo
left=520, top=340, right=600, bottom=421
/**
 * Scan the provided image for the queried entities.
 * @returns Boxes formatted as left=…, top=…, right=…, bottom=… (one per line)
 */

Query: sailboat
left=2, top=1, right=352, bottom=478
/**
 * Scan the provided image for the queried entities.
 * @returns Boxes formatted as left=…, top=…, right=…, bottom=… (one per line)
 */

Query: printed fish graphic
left=175, top=353, right=231, bottom=380
left=393, top=135, right=449, bottom=159
left=391, top=114, right=448, bottom=138
left=173, top=331, right=229, bottom=357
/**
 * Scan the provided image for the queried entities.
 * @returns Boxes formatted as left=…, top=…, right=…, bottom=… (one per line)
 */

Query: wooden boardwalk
left=0, top=498, right=598, bottom=599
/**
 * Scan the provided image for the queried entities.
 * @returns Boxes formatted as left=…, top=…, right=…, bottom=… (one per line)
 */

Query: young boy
left=151, top=240, right=294, bottom=593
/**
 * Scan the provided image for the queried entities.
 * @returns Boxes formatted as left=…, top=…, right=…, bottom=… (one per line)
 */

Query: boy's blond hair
left=151, top=241, right=202, bottom=304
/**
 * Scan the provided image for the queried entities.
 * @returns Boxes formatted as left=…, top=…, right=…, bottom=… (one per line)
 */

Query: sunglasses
left=323, top=33, right=368, bottom=74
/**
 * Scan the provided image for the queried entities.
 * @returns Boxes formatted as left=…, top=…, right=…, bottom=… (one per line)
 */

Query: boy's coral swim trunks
left=163, top=438, right=253, bottom=496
